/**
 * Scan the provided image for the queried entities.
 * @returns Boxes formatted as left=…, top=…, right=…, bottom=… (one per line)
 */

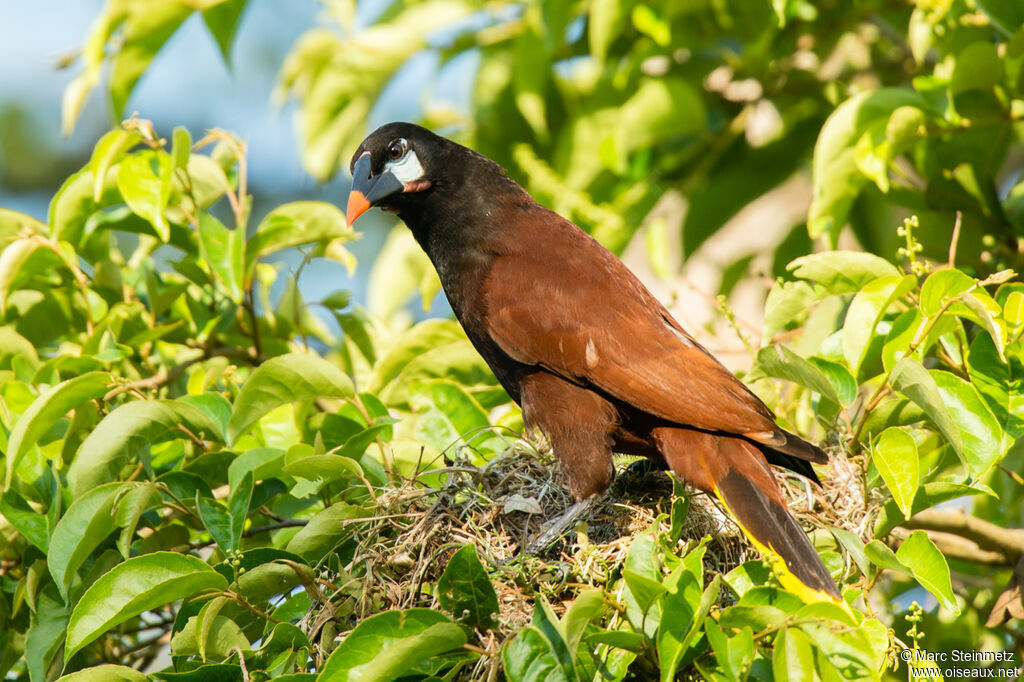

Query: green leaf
left=951, top=41, right=1002, bottom=96
left=171, top=613, right=250, bottom=660
left=202, top=0, right=248, bottom=64
left=69, top=399, right=224, bottom=497
left=808, top=89, right=926, bottom=239
left=504, top=625, right=573, bottom=682
left=513, top=22, right=549, bottom=140
left=197, top=212, right=244, bottom=303
left=317, top=609, right=467, bottom=681
left=282, top=454, right=362, bottom=485
left=227, top=354, right=355, bottom=443
left=919, top=269, right=977, bottom=316
left=632, top=4, right=670, bottom=45
left=57, top=664, right=149, bottom=681
left=931, top=370, right=1003, bottom=474
left=588, top=0, right=635, bottom=61
left=246, top=201, right=351, bottom=267
left=437, top=545, right=499, bottom=628
left=378, top=341, right=496, bottom=409
left=787, top=251, right=900, bottom=294
left=763, top=280, right=821, bottom=339
left=49, top=482, right=136, bottom=598
left=321, top=289, right=351, bottom=310
left=26, top=587, right=69, bottom=682
left=0, top=207, right=46, bottom=249
left=772, top=628, right=816, bottom=682
left=921, top=268, right=1007, bottom=350
left=755, top=344, right=842, bottom=405
left=5, top=371, right=111, bottom=488
left=196, top=494, right=235, bottom=554
left=888, top=357, right=963, bottom=463
left=864, top=538, right=906, bottom=573
left=89, top=129, right=141, bottom=201
left=0, top=238, right=42, bottom=315
left=659, top=572, right=717, bottom=681
left=1003, top=291, right=1024, bottom=338
left=621, top=534, right=663, bottom=638
left=0, top=490, right=51, bottom=552
left=872, top=428, right=919, bottom=518
left=829, top=525, right=871, bottom=577
left=115, top=482, right=160, bottom=558
left=227, top=471, right=253, bottom=551
left=108, top=2, right=193, bottom=118
left=842, top=275, right=916, bottom=374
left=873, top=482, right=987, bottom=537
left=170, top=126, right=191, bottom=174
left=0, top=325, right=39, bottom=367
left=561, top=589, right=606, bottom=658
left=285, top=501, right=364, bottom=562
left=116, top=152, right=173, bottom=241
left=409, top=379, right=501, bottom=454
left=65, top=552, right=228, bottom=662
left=808, top=358, right=858, bottom=407
left=967, top=334, right=1024, bottom=441
left=366, top=226, right=436, bottom=320
left=976, top=0, right=1024, bottom=36
left=705, top=620, right=754, bottom=682
left=895, top=530, right=959, bottom=614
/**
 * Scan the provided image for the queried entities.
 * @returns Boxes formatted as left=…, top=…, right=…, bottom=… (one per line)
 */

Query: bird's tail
left=652, top=427, right=841, bottom=602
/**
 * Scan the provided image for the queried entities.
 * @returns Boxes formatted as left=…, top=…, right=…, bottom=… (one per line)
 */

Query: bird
left=346, top=122, right=841, bottom=602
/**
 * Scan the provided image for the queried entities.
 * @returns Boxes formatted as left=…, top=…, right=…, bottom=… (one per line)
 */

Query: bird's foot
left=525, top=496, right=598, bottom=555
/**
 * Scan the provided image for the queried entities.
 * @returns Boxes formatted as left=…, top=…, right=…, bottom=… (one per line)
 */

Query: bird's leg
left=518, top=372, right=618, bottom=555
left=525, top=494, right=600, bottom=555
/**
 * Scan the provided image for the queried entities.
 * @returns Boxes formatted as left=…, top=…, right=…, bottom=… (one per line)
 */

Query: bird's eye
left=386, top=138, right=408, bottom=161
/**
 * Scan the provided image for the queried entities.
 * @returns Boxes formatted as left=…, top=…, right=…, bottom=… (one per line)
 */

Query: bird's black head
left=345, top=122, right=447, bottom=226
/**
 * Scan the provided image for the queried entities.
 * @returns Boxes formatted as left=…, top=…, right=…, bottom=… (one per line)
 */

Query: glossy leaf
left=967, top=334, right=1024, bottom=441
left=931, top=369, right=1003, bottom=473
left=89, top=129, right=141, bottom=201
left=69, top=399, right=224, bottom=497
left=772, top=627, right=815, bottom=682
left=888, top=357, right=963, bottom=461
left=317, top=609, right=467, bottom=681
left=842, top=275, right=915, bottom=374
left=57, top=665, right=148, bottom=681
left=197, top=212, right=244, bottom=303
left=755, top=344, right=842, bottom=405
left=49, top=482, right=137, bottom=598
left=227, top=354, right=355, bottom=443
left=872, top=428, right=918, bottom=518
left=437, top=544, right=498, bottom=628
left=787, top=251, right=900, bottom=294
left=895, top=530, right=959, bottom=614
left=65, top=552, right=228, bottom=662
left=246, top=201, right=351, bottom=266
left=874, top=482, right=988, bottom=537
left=808, top=89, right=925, bottom=238
left=116, top=152, right=173, bottom=241
left=285, top=501, right=364, bottom=562
left=5, top=371, right=111, bottom=488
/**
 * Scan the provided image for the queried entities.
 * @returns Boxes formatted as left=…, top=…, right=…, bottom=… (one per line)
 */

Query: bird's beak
left=346, top=151, right=404, bottom=226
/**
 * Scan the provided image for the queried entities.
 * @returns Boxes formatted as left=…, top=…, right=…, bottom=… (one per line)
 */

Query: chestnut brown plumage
left=347, top=122, right=840, bottom=601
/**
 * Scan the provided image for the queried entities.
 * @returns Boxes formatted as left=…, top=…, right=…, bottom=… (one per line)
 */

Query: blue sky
left=0, top=0, right=467, bottom=310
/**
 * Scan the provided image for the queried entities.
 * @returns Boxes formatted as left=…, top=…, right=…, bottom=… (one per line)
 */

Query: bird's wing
left=483, top=213, right=785, bottom=443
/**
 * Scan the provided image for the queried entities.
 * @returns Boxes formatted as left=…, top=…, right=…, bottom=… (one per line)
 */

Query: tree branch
left=899, top=509, right=1024, bottom=565
left=891, top=527, right=1008, bottom=566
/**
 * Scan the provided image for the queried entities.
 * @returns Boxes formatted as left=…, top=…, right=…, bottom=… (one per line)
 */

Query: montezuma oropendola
left=346, top=122, right=841, bottom=602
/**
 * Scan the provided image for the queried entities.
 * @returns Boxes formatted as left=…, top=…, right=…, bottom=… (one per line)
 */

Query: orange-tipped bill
left=346, top=151, right=404, bottom=227
left=346, top=190, right=370, bottom=227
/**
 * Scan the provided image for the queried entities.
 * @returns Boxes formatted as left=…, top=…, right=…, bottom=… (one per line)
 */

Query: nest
left=305, top=434, right=867, bottom=677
